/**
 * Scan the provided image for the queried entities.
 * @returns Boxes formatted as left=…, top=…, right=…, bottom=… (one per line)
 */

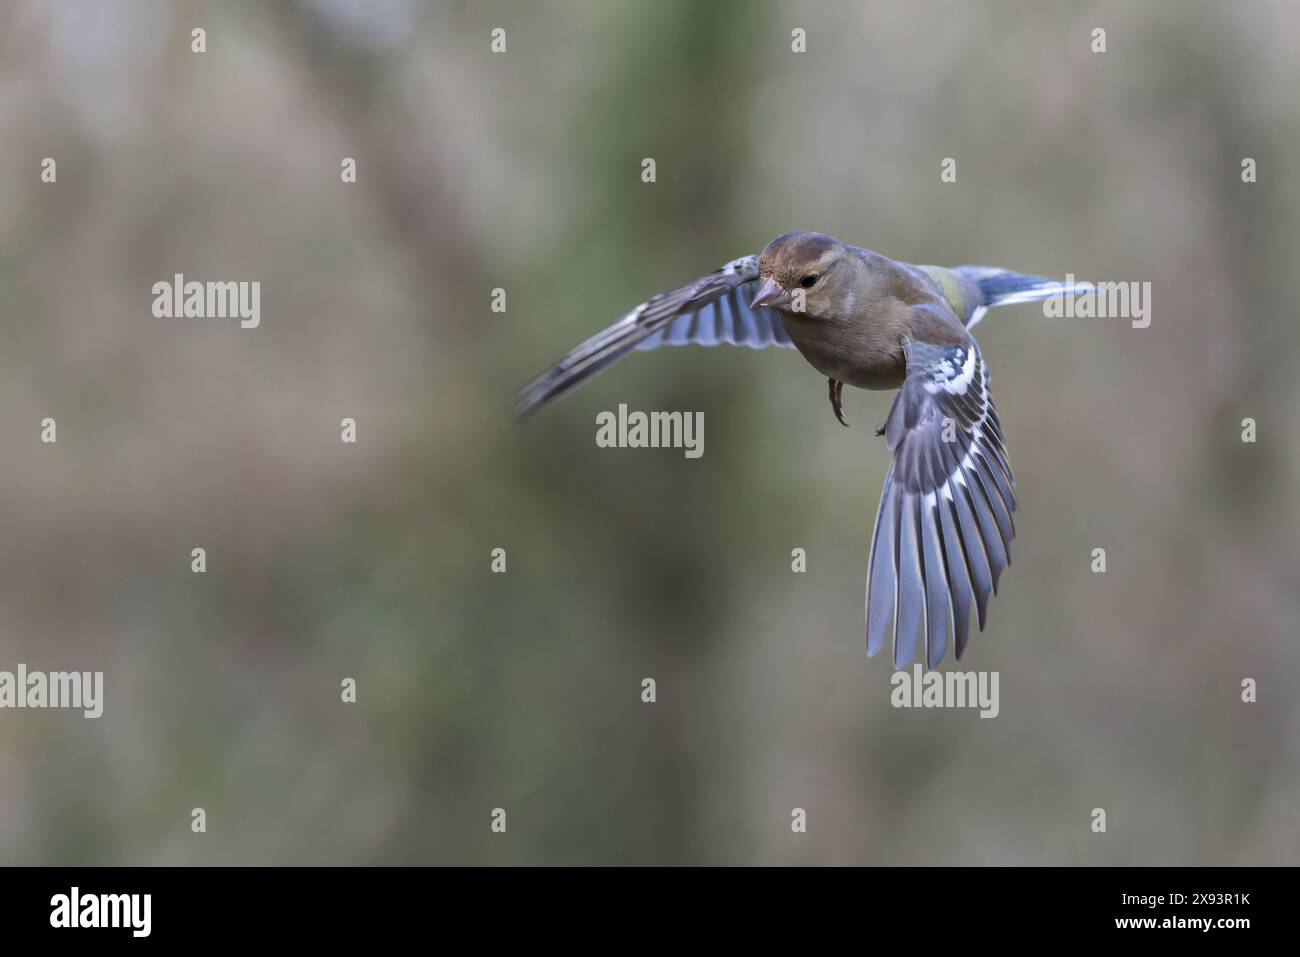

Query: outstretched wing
left=514, top=255, right=794, bottom=418
left=865, top=336, right=1016, bottom=668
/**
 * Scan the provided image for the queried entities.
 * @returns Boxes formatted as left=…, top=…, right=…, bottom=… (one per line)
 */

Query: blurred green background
left=1, top=0, right=1297, bottom=865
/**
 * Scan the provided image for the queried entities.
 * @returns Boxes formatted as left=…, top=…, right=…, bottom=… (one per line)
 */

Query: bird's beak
left=750, top=276, right=787, bottom=310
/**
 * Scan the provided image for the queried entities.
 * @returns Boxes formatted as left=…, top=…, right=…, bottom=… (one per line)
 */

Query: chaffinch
left=516, top=231, right=1071, bottom=669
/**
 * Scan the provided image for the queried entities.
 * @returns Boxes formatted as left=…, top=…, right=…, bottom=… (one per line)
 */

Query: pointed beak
left=750, top=276, right=787, bottom=310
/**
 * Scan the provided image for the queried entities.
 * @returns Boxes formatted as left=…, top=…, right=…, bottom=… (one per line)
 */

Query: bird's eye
left=800, top=274, right=819, bottom=288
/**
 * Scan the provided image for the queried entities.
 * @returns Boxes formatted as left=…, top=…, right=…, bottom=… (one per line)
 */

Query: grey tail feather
left=955, top=266, right=1069, bottom=308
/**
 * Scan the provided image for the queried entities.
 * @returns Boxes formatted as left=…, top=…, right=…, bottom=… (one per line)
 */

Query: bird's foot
left=828, top=378, right=849, bottom=427
left=874, top=423, right=885, bottom=437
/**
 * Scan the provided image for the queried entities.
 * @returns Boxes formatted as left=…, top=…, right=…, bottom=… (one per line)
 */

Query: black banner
left=0, top=866, right=1280, bottom=943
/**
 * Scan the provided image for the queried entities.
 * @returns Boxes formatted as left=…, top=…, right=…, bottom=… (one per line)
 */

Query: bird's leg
left=827, top=378, right=849, bottom=427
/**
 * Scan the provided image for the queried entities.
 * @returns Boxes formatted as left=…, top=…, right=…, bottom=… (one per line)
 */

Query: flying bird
left=515, top=231, right=1073, bottom=669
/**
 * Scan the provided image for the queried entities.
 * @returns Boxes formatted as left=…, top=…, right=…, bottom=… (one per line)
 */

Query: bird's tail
left=953, top=267, right=1092, bottom=329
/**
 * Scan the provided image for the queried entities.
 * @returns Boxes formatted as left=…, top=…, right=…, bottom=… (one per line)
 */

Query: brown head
left=751, top=231, right=860, bottom=321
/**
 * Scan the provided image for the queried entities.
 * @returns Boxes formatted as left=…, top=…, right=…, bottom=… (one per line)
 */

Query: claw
left=828, top=378, right=849, bottom=427
left=874, top=423, right=885, bottom=437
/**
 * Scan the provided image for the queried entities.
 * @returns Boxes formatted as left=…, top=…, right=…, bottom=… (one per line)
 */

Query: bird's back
left=915, top=265, right=987, bottom=326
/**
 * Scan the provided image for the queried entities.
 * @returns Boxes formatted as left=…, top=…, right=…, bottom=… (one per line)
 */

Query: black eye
left=800, top=274, right=819, bottom=288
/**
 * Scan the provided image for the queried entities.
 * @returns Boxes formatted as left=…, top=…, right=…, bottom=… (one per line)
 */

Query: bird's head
left=752, top=231, right=854, bottom=320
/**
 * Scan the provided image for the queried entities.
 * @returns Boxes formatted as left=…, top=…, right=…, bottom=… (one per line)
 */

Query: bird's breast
left=779, top=314, right=905, bottom=390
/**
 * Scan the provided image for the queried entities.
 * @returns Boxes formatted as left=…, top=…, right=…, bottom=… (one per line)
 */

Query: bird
left=514, top=231, right=1076, bottom=669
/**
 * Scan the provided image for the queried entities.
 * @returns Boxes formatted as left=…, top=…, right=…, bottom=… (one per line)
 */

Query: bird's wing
left=865, top=335, right=1016, bottom=669
left=514, top=254, right=794, bottom=418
